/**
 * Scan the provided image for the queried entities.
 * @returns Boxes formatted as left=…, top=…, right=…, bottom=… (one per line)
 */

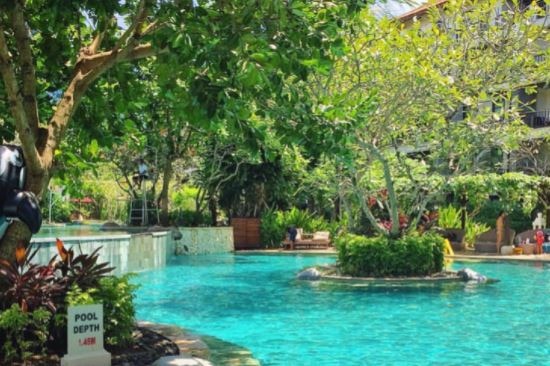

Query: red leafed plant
left=0, top=242, right=65, bottom=313
left=377, top=213, right=410, bottom=232
left=53, top=238, right=114, bottom=290
left=0, top=239, right=114, bottom=313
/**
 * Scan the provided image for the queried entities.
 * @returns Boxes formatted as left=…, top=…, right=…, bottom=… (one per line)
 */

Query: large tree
left=314, top=0, right=550, bottom=238
left=0, top=0, right=365, bottom=257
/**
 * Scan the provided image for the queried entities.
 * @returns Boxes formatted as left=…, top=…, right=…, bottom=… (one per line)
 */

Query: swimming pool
left=34, top=223, right=127, bottom=238
left=134, top=254, right=550, bottom=365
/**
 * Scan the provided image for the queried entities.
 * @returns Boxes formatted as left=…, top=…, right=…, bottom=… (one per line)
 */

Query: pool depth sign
left=60, top=304, right=111, bottom=366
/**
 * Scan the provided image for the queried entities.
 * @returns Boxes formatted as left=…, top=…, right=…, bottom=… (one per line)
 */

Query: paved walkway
left=450, top=252, right=550, bottom=263
left=238, top=248, right=337, bottom=255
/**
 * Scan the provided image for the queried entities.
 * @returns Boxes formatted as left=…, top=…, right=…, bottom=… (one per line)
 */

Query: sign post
left=61, top=304, right=111, bottom=366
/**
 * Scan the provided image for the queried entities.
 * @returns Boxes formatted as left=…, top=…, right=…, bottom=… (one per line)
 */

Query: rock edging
left=296, top=265, right=498, bottom=284
left=139, top=321, right=261, bottom=366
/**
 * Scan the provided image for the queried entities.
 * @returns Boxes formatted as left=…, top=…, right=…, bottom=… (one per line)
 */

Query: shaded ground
left=20, top=326, right=179, bottom=366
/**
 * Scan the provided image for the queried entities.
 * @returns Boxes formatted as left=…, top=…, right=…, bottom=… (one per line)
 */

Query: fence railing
left=523, top=110, right=550, bottom=128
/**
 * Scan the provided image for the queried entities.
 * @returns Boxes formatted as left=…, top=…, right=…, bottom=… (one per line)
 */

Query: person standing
left=496, top=211, right=510, bottom=254
left=133, top=158, right=149, bottom=188
left=535, top=229, right=545, bottom=255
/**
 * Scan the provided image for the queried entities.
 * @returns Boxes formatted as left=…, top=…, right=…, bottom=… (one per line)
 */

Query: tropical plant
left=0, top=243, right=64, bottom=313
left=54, top=239, right=114, bottom=290
left=437, top=206, right=463, bottom=229
left=447, top=173, right=540, bottom=219
left=464, top=220, right=491, bottom=248
left=309, top=1, right=549, bottom=239
left=64, top=274, right=137, bottom=348
left=0, top=304, right=50, bottom=364
left=96, top=274, right=137, bottom=347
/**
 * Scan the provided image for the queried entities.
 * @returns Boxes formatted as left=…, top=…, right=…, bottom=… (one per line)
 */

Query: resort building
left=398, top=0, right=550, bottom=174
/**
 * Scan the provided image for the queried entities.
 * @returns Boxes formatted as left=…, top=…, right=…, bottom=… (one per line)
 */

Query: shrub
left=336, top=233, right=445, bottom=277
left=64, top=274, right=137, bottom=348
left=475, top=201, right=531, bottom=233
left=259, top=209, right=284, bottom=248
left=39, top=194, right=75, bottom=223
left=0, top=304, right=50, bottom=364
left=96, top=275, right=137, bottom=348
left=169, top=209, right=212, bottom=227
left=0, top=239, right=135, bottom=358
left=54, top=239, right=114, bottom=290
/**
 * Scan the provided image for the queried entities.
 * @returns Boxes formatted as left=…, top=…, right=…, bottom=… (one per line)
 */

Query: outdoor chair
left=282, top=229, right=331, bottom=250
left=474, top=228, right=515, bottom=253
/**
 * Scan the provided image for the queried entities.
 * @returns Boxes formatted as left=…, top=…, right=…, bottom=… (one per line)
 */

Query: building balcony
left=523, top=110, right=550, bottom=128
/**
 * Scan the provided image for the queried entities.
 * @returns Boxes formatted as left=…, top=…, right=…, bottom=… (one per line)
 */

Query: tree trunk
left=368, top=146, right=400, bottom=238
left=0, top=2, right=159, bottom=260
left=0, top=165, right=49, bottom=260
left=209, top=198, right=217, bottom=226
left=333, top=196, right=340, bottom=221
left=0, top=222, right=31, bottom=260
left=158, top=158, right=173, bottom=226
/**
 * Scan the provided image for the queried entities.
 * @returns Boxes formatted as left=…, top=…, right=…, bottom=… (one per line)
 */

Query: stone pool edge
left=238, top=249, right=550, bottom=263
left=139, top=321, right=261, bottom=366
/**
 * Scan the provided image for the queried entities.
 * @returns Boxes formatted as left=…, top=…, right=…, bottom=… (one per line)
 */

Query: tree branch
left=114, top=0, right=150, bottom=51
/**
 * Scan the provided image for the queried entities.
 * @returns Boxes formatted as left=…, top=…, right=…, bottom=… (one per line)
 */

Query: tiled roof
left=398, top=0, right=449, bottom=22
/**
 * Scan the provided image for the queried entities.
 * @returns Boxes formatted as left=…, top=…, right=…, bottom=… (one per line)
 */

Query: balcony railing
left=523, top=110, right=550, bottom=128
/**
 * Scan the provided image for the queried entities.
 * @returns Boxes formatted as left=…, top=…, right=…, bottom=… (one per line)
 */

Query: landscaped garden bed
left=0, top=239, right=176, bottom=365
left=10, top=326, right=179, bottom=366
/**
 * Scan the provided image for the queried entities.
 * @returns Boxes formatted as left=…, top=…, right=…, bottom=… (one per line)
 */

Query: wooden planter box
left=231, top=218, right=261, bottom=250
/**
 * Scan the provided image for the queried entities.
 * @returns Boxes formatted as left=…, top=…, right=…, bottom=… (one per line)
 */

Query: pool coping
left=450, top=253, right=550, bottom=263
left=31, top=234, right=133, bottom=243
left=236, top=248, right=550, bottom=263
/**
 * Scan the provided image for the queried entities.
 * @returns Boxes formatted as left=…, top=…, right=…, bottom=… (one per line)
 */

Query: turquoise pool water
left=34, top=224, right=127, bottom=238
left=134, top=255, right=550, bottom=365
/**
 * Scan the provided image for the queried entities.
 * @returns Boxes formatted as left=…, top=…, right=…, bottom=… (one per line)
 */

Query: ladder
left=128, top=180, right=159, bottom=226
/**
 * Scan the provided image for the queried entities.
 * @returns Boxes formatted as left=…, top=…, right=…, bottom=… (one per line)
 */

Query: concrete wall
left=31, top=232, right=175, bottom=276
left=30, top=227, right=234, bottom=275
left=175, top=227, right=234, bottom=255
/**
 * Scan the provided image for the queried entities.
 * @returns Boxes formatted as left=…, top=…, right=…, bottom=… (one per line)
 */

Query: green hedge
left=336, top=233, right=445, bottom=277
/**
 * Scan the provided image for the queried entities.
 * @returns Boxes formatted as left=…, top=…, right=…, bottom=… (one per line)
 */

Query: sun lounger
left=283, top=230, right=331, bottom=250
left=474, top=228, right=515, bottom=253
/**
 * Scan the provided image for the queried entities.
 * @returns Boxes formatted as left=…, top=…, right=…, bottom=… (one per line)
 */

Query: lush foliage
left=437, top=206, right=463, bottom=229
left=0, top=239, right=136, bottom=361
left=305, top=1, right=550, bottom=238
left=66, top=275, right=137, bottom=347
left=0, top=245, right=65, bottom=313
left=447, top=173, right=540, bottom=217
left=464, top=220, right=491, bottom=248
left=0, top=304, right=50, bottom=364
left=336, top=233, right=445, bottom=277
